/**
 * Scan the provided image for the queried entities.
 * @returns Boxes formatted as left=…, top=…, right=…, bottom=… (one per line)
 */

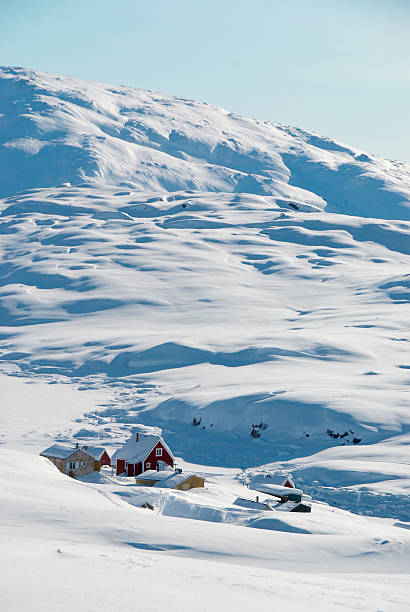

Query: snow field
left=1, top=66, right=410, bottom=609
left=2, top=449, right=410, bottom=611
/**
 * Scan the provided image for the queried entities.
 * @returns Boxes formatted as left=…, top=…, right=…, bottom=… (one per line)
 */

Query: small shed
left=135, top=468, right=175, bottom=486
left=234, top=497, right=273, bottom=511
left=290, top=501, right=312, bottom=513
left=146, top=471, right=205, bottom=491
left=266, top=496, right=312, bottom=513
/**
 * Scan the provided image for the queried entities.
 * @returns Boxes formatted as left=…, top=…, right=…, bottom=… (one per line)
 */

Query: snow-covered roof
left=274, top=501, right=298, bottom=512
left=136, top=468, right=174, bottom=482
left=154, top=472, right=203, bottom=489
left=251, top=483, right=303, bottom=498
left=40, top=444, right=77, bottom=459
left=274, top=500, right=312, bottom=512
left=111, top=433, right=173, bottom=464
left=40, top=444, right=109, bottom=461
left=81, top=446, right=108, bottom=460
left=252, top=474, right=295, bottom=487
left=234, top=497, right=272, bottom=511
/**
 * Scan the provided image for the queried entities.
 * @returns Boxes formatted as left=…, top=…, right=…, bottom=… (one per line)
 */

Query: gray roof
left=40, top=444, right=108, bottom=461
left=81, top=446, right=108, bottom=460
left=40, top=444, right=77, bottom=459
left=112, top=434, right=173, bottom=464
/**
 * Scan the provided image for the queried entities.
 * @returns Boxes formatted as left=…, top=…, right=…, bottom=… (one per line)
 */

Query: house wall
left=134, top=477, right=160, bottom=486
left=290, top=502, right=311, bottom=513
left=127, top=463, right=134, bottom=477
left=44, top=448, right=96, bottom=479
left=175, top=475, right=205, bottom=491
left=116, top=459, right=125, bottom=475
left=143, top=442, right=174, bottom=473
left=135, top=475, right=204, bottom=489
left=65, top=448, right=96, bottom=478
left=287, top=492, right=302, bottom=502
left=100, top=451, right=111, bottom=467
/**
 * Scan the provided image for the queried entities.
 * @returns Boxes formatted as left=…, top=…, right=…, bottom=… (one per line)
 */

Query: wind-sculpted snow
left=1, top=67, right=410, bottom=497
left=1, top=182, right=410, bottom=470
left=1, top=66, right=410, bottom=218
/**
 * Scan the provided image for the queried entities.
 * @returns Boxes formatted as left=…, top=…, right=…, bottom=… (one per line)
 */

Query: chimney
left=75, top=442, right=79, bottom=449
left=136, top=433, right=139, bottom=443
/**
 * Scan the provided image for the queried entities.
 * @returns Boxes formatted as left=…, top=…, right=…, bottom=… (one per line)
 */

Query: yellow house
left=161, top=473, right=205, bottom=491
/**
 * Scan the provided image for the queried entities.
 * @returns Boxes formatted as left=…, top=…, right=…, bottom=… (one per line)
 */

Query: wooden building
left=136, top=469, right=205, bottom=491
left=251, top=482, right=303, bottom=503
left=40, top=443, right=110, bottom=478
left=234, top=497, right=273, bottom=511
left=112, top=433, right=174, bottom=476
left=157, top=472, right=205, bottom=491
left=135, top=469, right=175, bottom=486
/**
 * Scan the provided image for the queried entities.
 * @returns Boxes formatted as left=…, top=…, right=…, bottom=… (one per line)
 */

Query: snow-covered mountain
left=3, top=66, right=410, bottom=612
left=1, top=65, right=410, bottom=484
left=2, top=66, right=410, bottom=217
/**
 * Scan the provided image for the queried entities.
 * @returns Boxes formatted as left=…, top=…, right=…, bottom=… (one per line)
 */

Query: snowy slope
left=1, top=66, right=410, bottom=485
left=4, top=447, right=410, bottom=612
left=2, top=66, right=410, bottom=611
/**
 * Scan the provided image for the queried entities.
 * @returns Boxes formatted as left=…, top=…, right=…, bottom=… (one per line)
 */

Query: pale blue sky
left=1, top=0, right=409, bottom=160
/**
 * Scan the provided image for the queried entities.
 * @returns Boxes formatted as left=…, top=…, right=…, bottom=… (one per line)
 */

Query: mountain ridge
left=1, top=65, right=410, bottom=219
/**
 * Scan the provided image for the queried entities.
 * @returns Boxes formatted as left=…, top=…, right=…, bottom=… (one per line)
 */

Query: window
left=146, top=462, right=151, bottom=469
left=67, top=461, right=78, bottom=470
left=156, top=448, right=162, bottom=457
left=81, top=462, right=86, bottom=467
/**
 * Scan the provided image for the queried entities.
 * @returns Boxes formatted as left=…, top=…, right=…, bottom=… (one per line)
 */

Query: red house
left=112, top=433, right=174, bottom=476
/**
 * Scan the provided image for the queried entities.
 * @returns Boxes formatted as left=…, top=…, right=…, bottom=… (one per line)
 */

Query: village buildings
left=40, top=438, right=311, bottom=514
left=40, top=443, right=111, bottom=478
left=250, top=474, right=312, bottom=513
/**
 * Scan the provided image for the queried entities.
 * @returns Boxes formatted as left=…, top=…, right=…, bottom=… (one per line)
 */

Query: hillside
left=1, top=65, right=410, bottom=484
left=3, top=65, right=410, bottom=612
